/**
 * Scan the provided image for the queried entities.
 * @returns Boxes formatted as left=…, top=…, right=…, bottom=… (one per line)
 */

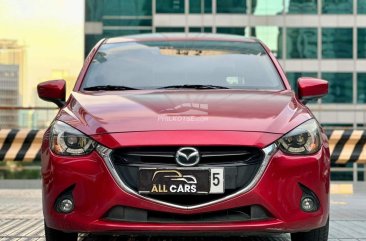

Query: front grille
left=110, top=146, right=264, bottom=206
left=111, top=146, right=262, bottom=166
left=104, top=205, right=271, bottom=223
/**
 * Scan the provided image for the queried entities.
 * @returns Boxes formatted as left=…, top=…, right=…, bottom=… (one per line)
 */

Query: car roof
left=105, top=33, right=259, bottom=44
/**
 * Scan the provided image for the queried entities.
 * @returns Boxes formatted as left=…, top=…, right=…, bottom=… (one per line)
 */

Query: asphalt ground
left=0, top=182, right=365, bottom=241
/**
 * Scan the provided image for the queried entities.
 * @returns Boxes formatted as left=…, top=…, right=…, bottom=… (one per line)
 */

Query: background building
left=0, top=40, right=24, bottom=128
left=85, top=0, right=366, bottom=128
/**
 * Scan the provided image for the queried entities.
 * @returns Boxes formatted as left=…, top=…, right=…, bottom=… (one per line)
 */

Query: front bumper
left=42, top=131, right=330, bottom=235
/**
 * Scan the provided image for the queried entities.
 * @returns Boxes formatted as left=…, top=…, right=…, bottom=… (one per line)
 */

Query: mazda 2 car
left=38, top=34, right=330, bottom=241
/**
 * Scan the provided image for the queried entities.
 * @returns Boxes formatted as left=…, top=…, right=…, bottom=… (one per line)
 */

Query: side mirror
left=37, top=79, right=66, bottom=108
left=297, top=77, right=328, bottom=104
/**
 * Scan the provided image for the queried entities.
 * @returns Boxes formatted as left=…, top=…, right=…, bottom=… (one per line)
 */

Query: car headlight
left=50, top=121, right=96, bottom=156
left=277, top=119, right=321, bottom=155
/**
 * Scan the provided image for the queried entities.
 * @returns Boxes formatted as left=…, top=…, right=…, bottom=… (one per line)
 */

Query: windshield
left=82, top=40, right=284, bottom=90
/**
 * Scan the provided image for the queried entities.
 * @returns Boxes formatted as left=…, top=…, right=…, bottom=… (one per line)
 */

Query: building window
left=85, top=35, right=102, bottom=57
left=285, top=0, right=318, bottom=14
left=216, top=0, right=247, bottom=13
left=190, top=0, right=212, bottom=13
left=252, top=26, right=282, bottom=58
left=85, top=0, right=153, bottom=57
left=358, top=74, right=366, bottom=103
left=322, top=0, right=353, bottom=14
left=358, top=73, right=366, bottom=103
left=286, top=72, right=317, bottom=90
left=359, top=0, right=366, bottom=13
left=321, top=73, right=353, bottom=103
left=85, top=0, right=104, bottom=21
left=189, top=27, right=213, bottom=33
left=322, top=28, right=353, bottom=59
left=103, top=29, right=152, bottom=37
left=252, top=0, right=284, bottom=15
left=286, top=28, right=317, bottom=59
left=86, top=0, right=152, bottom=20
left=106, top=0, right=152, bottom=16
left=156, top=0, right=185, bottom=14
left=102, top=19, right=152, bottom=27
left=156, top=27, right=185, bottom=33
left=216, top=27, right=245, bottom=36
left=358, top=28, right=366, bottom=58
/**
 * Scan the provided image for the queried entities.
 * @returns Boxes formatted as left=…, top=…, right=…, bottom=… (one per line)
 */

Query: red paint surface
left=42, top=134, right=329, bottom=233
left=37, top=79, right=66, bottom=101
left=56, top=90, right=311, bottom=136
left=298, top=77, right=329, bottom=100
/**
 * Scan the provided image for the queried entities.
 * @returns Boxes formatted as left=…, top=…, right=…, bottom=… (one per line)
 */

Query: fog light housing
left=299, top=183, right=320, bottom=213
left=57, top=198, right=74, bottom=213
left=54, top=185, right=75, bottom=214
left=301, top=197, right=316, bottom=212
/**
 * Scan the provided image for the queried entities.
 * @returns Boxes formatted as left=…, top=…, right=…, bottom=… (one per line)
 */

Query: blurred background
left=0, top=0, right=84, bottom=129
left=0, top=0, right=365, bottom=181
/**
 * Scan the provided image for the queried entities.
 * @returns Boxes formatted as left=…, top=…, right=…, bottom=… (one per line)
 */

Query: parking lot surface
left=0, top=183, right=365, bottom=241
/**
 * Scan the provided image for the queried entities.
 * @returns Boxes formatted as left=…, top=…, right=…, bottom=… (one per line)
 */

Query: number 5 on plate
left=210, top=168, right=224, bottom=194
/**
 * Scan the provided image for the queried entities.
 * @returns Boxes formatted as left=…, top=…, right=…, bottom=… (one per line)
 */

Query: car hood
left=57, top=90, right=312, bottom=135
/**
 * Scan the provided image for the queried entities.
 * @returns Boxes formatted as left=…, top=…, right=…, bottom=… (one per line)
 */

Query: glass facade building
left=0, top=40, right=24, bottom=128
left=85, top=0, right=366, bottom=127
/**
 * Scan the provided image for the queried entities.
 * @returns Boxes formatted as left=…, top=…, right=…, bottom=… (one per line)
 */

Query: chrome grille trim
left=201, top=152, right=250, bottom=157
left=97, top=143, right=277, bottom=210
left=126, top=153, right=174, bottom=158
left=121, top=150, right=250, bottom=158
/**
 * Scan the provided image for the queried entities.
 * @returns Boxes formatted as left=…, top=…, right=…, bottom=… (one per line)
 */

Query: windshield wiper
left=158, top=84, right=229, bottom=90
left=83, top=85, right=139, bottom=91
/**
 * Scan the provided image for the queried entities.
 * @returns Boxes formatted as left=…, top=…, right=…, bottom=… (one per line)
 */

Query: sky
left=0, top=0, right=84, bottom=106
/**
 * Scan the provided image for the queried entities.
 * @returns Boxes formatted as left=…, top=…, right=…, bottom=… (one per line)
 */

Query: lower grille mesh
left=104, top=205, right=271, bottom=223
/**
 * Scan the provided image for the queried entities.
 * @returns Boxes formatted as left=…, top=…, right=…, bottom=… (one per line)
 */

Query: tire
left=44, top=222, right=78, bottom=241
left=291, top=218, right=329, bottom=241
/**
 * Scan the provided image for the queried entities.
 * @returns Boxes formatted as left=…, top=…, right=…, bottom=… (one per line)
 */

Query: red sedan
left=38, top=34, right=330, bottom=241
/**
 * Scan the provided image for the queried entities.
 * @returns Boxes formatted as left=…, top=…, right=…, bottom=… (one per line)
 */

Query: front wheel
left=291, top=218, right=329, bottom=241
left=44, top=222, right=78, bottom=241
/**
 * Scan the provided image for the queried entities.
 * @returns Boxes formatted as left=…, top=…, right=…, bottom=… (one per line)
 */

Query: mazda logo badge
left=175, top=147, right=200, bottom=167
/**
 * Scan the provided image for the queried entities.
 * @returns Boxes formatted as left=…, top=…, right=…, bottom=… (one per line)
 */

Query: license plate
left=138, top=168, right=224, bottom=195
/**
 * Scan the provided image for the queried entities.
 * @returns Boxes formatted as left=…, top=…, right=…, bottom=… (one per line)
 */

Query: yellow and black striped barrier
left=0, top=129, right=44, bottom=162
left=0, top=129, right=366, bottom=164
left=326, top=129, right=366, bottom=164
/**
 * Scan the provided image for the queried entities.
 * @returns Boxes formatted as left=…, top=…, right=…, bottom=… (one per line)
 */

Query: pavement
left=0, top=182, right=365, bottom=241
